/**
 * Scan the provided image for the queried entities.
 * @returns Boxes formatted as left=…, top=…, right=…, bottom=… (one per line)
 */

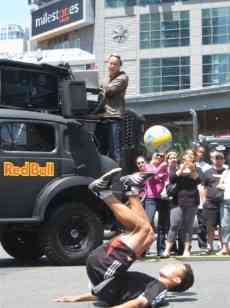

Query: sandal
left=216, top=250, right=230, bottom=256
left=182, top=251, right=191, bottom=257
left=207, top=248, right=214, bottom=255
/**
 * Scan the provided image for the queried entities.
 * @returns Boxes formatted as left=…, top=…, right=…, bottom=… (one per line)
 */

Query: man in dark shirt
left=55, top=168, right=194, bottom=307
left=195, top=145, right=211, bottom=250
left=203, top=151, right=226, bottom=254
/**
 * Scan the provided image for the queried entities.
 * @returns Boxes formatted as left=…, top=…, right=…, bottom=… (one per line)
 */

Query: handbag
left=166, top=183, right=178, bottom=198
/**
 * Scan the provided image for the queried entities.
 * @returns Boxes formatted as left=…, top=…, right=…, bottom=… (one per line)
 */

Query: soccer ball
left=144, top=125, right=172, bottom=153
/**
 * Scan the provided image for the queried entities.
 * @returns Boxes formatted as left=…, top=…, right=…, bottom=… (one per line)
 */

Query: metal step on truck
left=0, top=59, right=145, bottom=265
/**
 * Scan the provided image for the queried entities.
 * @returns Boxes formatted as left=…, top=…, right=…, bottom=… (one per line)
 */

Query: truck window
left=1, top=69, right=58, bottom=109
left=0, top=122, right=55, bottom=152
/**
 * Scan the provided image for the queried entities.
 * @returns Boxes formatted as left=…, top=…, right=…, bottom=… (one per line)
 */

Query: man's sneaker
left=120, top=171, right=155, bottom=196
left=88, top=168, right=122, bottom=198
left=120, top=172, right=155, bottom=187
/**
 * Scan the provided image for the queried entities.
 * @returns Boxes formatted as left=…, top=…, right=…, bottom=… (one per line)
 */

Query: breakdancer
left=55, top=168, right=194, bottom=307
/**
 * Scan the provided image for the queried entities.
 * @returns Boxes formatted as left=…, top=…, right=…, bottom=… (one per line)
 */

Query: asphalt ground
left=0, top=244, right=230, bottom=308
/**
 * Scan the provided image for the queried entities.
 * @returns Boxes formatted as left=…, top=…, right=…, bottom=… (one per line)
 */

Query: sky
left=0, top=1, right=30, bottom=28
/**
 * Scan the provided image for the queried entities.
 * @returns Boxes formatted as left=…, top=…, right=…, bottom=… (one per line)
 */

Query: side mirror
left=61, top=80, right=88, bottom=118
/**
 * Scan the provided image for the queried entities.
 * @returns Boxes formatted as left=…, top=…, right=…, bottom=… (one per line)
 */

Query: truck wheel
left=1, top=230, right=43, bottom=262
left=41, top=202, right=103, bottom=266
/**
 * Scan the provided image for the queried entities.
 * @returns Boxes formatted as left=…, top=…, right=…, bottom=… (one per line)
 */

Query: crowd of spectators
left=99, top=53, right=230, bottom=257
left=134, top=145, right=230, bottom=257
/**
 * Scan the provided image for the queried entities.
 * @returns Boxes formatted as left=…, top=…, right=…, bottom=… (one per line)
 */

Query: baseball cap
left=216, top=145, right=226, bottom=151
left=210, top=151, right=224, bottom=159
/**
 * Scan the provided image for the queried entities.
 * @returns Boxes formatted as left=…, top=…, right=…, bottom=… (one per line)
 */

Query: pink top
left=144, top=162, right=168, bottom=198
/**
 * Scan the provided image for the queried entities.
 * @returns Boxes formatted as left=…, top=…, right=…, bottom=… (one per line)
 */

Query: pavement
left=1, top=243, right=230, bottom=308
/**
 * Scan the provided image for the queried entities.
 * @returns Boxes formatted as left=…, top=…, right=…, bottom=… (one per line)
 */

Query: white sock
left=98, top=190, right=113, bottom=200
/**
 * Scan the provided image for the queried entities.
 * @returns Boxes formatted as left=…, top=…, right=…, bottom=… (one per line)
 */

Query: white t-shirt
left=196, top=160, right=211, bottom=173
left=196, top=161, right=211, bottom=209
left=220, top=169, right=230, bottom=200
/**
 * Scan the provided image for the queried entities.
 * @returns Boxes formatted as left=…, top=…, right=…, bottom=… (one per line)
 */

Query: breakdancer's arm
left=54, top=293, right=148, bottom=307
left=112, top=296, right=148, bottom=308
left=54, top=292, right=97, bottom=303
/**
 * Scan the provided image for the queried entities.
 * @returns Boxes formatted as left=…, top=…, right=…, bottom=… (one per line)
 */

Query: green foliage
left=172, top=135, right=192, bottom=156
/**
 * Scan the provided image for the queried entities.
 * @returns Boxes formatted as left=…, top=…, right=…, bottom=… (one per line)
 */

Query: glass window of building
left=0, top=24, right=24, bottom=40
left=202, top=7, right=230, bottom=45
left=203, top=54, right=230, bottom=87
left=105, top=0, right=136, bottom=8
left=105, top=0, right=190, bottom=6
left=140, top=56, right=190, bottom=93
left=47, top=35, right=80, bottom=49
left=140, top=11, right=190, bottom=49
left=140, top=0, right=184, bottom=4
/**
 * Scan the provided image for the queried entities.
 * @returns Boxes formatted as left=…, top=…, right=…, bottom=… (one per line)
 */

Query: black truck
left=0, top=59, right=144, bottom=265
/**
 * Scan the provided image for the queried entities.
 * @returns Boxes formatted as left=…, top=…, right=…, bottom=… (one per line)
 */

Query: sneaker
left=160, top=251, right=170, bottom=258
left=120, top=171, right=155, bottom=195
left=88, top=168, right=122, bottom=195
left=145, top=251, right=155, bottom=257
left=182, top=251, right=191, bottom=257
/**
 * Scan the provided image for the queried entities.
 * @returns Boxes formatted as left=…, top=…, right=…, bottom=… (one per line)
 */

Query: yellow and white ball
left=144, top=125, right=172, bottom=153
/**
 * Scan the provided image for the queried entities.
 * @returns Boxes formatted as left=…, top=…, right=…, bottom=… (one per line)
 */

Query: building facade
left=0, top=24, right=28, bottom=55
left=29, top=0, right=95, bottom=52
left=29, top=0, right=230, bottom=141
left=28, top=0, right=97, bottom=74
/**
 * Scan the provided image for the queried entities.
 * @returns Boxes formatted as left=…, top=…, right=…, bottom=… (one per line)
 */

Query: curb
left=142, top=255, right=230, bottom=262
left=175, top=255, right=230, bottom=261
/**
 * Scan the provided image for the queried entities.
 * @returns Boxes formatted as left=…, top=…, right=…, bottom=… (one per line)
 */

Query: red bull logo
left=3, top=161, right=55, bottom=177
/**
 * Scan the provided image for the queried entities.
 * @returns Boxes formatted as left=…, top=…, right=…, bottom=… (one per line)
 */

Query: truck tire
left=1, top=230, right=43, bottom=262
left=40, top=202, right=103, bottom=265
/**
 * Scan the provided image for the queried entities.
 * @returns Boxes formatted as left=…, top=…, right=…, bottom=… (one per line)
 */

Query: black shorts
left=86, top=237, right=167, bottom=306
left=204, top=207, right=220, bottom=228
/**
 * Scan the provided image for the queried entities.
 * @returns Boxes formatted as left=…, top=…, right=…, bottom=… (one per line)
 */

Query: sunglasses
left=214, top=156, right=224, bottom=160
left=155, top=154, right=164, bottom=158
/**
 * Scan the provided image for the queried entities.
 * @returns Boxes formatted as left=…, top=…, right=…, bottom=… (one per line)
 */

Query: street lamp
left=190, top=108, right=198, bottom=145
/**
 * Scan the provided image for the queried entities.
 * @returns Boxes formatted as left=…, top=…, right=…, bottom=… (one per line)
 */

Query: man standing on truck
left=101, top=54, right=129, bottom=163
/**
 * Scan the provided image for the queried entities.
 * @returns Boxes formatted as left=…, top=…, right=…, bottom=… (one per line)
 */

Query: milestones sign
left=32, top=0, right=83, bottom=38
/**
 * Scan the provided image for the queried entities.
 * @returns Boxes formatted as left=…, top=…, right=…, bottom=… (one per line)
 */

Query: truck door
left=67, top=122, right=101, bottom=178
left=0, top=120, right=61, bottom=219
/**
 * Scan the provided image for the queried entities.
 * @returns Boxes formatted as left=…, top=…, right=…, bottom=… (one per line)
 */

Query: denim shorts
left=220, top=200, right=230, bottom=243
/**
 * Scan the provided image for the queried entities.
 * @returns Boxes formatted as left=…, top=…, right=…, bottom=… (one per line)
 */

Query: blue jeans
left=109, top=121, right=122, bottom=163
left=157, top=199, right=170, bottom=255
left=220, top=200, right=230, bottom=244
left=144, top=198, right=158, bottom=225
left=144, top=198, right=166, bottom=255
